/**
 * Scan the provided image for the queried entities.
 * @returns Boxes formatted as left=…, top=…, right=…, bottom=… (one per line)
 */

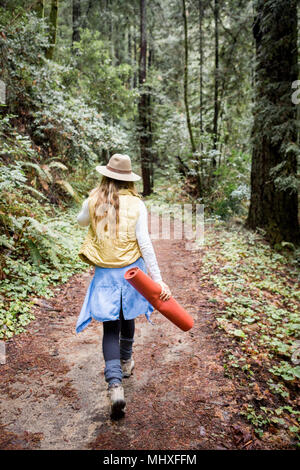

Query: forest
left=0, top=0, right=299, bottom=452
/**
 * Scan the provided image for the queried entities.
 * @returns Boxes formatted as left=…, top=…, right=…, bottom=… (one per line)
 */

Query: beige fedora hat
left=96, top=154, right=141, bottom=182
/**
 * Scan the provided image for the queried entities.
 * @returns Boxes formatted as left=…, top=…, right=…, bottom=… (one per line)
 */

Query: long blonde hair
left=89, top=176, right=139, bottom=240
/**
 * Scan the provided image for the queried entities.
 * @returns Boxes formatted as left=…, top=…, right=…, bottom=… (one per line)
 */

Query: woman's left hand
left=158, top=281, right=172, bottom=301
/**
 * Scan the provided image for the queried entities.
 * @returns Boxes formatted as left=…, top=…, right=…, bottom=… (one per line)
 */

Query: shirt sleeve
left=77, top=198, right=90, bottom=227
left=136, top=199, right=162, bottom=283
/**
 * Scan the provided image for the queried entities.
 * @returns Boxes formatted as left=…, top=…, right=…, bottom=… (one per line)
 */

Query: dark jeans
left=102, top=305, right=135, bottom=387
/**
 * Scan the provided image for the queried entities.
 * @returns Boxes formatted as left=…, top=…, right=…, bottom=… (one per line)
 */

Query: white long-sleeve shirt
left=77, top=198, right=162, bottom=283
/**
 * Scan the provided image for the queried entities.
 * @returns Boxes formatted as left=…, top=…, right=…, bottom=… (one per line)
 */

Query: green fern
left=20, top=161, right=51, bottom=182
left=48, top=161, right=68, bottom=171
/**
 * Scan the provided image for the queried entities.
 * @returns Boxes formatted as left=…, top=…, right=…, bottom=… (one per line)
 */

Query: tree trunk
left=198, top=0, right=204, bottom=195
left=72, top=0, right=81, bottom=46
left=212, top=0, right=219, bottom=160
left=148, top=38, right=154, bottom=190
left=246, top=0, right=300, bottom=246
left=138, top=0, right=151, bottom=196
left=183, top=0, right=201, bottom=196
left=199, top=0, right=204, bottom=141
left=133, top=22, right=137, bottom=89
left=82, top=0, right=93, bottom=28
left=127, top=24, right=132, bottom=88
left=34, top=0, right=44, bottom=18
left=46, top=0, right=59, bottom=60
left=182, top=0, right=196, bottom=155
left=108, top=0, right=115, bottom=63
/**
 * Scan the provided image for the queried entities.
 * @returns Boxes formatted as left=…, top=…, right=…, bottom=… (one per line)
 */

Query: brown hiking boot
left=108, top=383, right=126, bottom=419
left=121, top=358, right=135, bottom=378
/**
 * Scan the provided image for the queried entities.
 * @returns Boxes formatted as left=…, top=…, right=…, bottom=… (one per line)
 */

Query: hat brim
left=96, top=165, right=141, bottom=182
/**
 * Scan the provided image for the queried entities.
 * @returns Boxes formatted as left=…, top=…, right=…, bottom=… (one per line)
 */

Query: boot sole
left=122, top=369, right=134, bottom=378
left=110, top=399, right=126, bottom=420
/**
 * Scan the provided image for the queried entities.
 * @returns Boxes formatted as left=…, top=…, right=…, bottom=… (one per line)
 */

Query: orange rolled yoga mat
left=124, top=267, right=194, bottom=332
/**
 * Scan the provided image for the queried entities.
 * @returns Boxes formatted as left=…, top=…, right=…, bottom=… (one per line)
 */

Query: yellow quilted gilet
left=78, top=188, right=142, bottom=268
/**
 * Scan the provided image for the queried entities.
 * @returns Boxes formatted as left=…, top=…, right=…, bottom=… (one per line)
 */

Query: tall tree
left=34, top=0, right=44, bottom=18
left=198, top=0, right=204, bottom=195
left=183, top=0, right=202, bottom=196
left=212, top=0, right=219, bottom=160
left=246, top=0, right=300, bottom=245
left=133, top=22, right=137, bottom=88
left=107, top=0, right=115, bottom=63
left=72, top=0, right=81, bottom=46
left=82, top=0, right=93, bottom=28
left=148, top=31, right=154, bottom=190
left=138, top=0, right=151, bottom=196
left=182, top=0, right=196, bottom=155
left=46, top=0, right=59, bottom=60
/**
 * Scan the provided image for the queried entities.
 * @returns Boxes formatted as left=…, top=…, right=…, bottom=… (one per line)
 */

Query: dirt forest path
left=0, top=217, right=262, bottom=450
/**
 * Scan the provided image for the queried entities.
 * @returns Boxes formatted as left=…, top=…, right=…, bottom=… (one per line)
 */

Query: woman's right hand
left=158, top=281, right=172, bottom=301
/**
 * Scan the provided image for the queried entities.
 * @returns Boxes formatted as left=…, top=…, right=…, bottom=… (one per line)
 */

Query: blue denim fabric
left=75, top=257, right=154, bottom=333
left=104, top=359, right=123, bottom=386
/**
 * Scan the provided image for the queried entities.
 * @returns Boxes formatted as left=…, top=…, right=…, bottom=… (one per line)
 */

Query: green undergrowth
left=0, top=204, right=88, bottom=340
left=200, top=221, right=300, bottom=445
left=0, top=115, right=93, bottom=340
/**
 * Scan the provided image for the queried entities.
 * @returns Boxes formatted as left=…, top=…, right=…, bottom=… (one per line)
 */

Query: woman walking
left=75, top=153, right=171, bottom=419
